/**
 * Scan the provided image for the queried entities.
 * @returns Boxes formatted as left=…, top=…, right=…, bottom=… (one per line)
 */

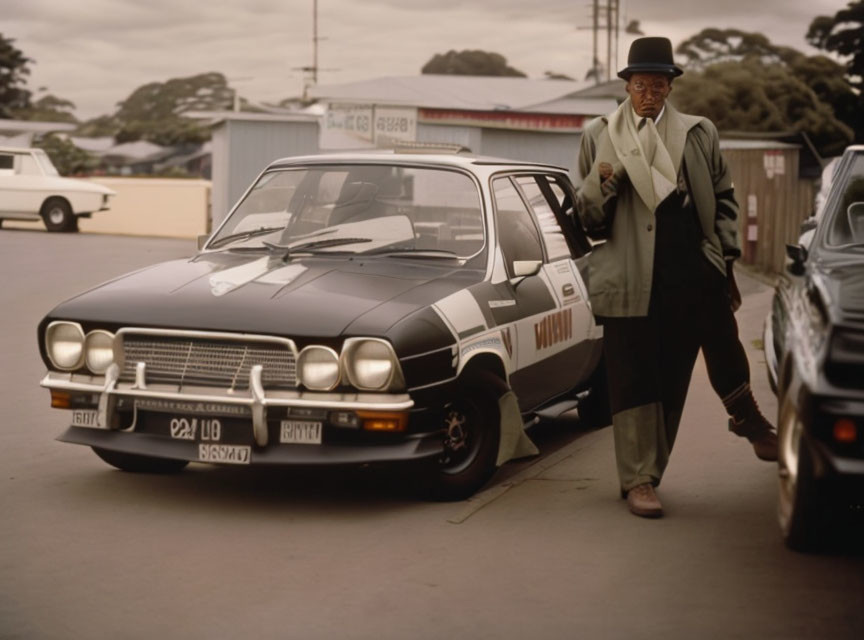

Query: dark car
left=38, top=152, right=605, bottom=500
left=764, top=144, right=864, bottom=549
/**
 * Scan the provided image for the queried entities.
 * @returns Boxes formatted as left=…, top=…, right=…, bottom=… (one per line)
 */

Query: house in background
left=309, top=75, right=617, bottom=169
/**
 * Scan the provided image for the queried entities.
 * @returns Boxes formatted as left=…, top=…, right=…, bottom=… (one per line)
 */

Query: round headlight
left=84, top=330, right=115, bottom=374
left=343, top=339, right=396, bottom=391
left=297, top=346, right=341, bottom=391
left=45, top=321, right=85, bottom=370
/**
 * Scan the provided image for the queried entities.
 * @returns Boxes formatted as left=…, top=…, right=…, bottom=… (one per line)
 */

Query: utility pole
left=579, top=0, right=625, bottom=84
left=592, top=0, right=600, bottom=82
left=312, top=0, right=319, bottom=85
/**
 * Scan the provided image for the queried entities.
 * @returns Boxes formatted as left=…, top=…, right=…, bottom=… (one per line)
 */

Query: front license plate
left=71, top=409, right=99, bottom=428
left=198, top=444, right=251, bottom=465
left=280, top=420, right=322, bottom=445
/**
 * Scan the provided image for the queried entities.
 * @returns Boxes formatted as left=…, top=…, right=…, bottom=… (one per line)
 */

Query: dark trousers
left=599, top=184, right=752, bottom=488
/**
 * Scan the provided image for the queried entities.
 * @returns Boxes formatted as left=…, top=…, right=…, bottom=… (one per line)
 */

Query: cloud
left=3, top=0, right=848, bottom=119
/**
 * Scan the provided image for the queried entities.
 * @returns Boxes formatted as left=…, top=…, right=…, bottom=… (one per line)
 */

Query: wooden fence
left=722, top=143, right=815, bottom=274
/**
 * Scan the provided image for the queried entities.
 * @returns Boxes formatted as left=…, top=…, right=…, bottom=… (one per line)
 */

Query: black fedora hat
left=618, top=37, right=683, bottom=79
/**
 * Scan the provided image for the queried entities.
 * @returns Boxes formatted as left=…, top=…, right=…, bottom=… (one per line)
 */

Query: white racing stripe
left=433, top=289, right=488, bottom=338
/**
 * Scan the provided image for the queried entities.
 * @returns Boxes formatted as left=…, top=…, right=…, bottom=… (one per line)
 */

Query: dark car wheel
left=418, top=371, right=504, bottom=501
left=778, top=398, right=829, bottom=552
left=92, top=447, right=190, bottom=474
left=41, top=198, right=78, bottom=232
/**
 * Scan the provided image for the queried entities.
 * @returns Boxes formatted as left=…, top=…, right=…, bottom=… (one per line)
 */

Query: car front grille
left=117, top=331, right=297, bottom=390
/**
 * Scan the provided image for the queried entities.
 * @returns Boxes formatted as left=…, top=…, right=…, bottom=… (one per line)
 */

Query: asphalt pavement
left=1, top=229, right=862, bottom=640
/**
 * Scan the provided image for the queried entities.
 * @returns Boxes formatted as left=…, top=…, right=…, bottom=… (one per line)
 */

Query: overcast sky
left=4, top=0, right=851, bottom=119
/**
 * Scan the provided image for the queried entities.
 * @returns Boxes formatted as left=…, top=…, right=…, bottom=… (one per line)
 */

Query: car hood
left=815, top=260, right=864, bottom=324
left=47, top=251, right=482, bottom=338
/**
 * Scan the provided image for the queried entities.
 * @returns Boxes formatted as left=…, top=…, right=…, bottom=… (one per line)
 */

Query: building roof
left=720, top=139, right=802, bottom=150
left=0, top=119, right=76, bottom=135
left=185, top=110, right=320, bottom=127
left=310, top=75, right=611, bottom=114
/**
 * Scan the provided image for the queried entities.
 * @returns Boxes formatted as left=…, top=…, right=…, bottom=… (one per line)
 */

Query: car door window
left=492, top=177, right=543, bottom=274
left=0, top=153, right=13, bottom=174
left=514, top=176, right=572, bottom=262
left=16, top=154, right=40, bottom=176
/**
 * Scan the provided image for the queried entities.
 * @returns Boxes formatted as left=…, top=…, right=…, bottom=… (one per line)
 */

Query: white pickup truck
left=0, top=147, right=115, bottom=232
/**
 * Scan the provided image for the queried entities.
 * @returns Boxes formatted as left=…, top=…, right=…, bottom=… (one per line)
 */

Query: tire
left=41, top=198, right=78, bottom=232
left=777, top=398, right=829, bottom=552
left=417, top=371, right=504, bottom=501
left=92, top=447, right=189, bottom=474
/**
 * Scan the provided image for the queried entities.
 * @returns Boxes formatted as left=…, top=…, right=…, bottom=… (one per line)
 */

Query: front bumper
left=41, top=368, right=444, bottom=466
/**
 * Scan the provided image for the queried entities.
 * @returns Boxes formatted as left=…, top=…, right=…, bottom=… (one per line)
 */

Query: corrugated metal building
left=721, top=140, right=816, bottom=274
left=310, top=75, right=617, bottom=168
left=207, top=112, right=319, bottom=225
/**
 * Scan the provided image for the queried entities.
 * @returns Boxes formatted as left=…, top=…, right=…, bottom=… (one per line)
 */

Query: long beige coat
left=576, top=99, right=740, bottom=317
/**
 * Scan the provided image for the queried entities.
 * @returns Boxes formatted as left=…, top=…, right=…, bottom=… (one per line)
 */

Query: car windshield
left=208, top=164, right=485, bottom=258
left=826, top=153, right=864, bottom=250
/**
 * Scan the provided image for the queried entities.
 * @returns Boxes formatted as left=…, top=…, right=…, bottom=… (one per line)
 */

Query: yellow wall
left=77, top=178, right=211, bottom=239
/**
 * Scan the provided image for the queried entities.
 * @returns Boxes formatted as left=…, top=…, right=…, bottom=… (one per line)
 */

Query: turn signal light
left=833, top=418, right=857, bottom=444
left=50, top=391, right=72, bottom=409
left=358, top=411, right=408, bottom=432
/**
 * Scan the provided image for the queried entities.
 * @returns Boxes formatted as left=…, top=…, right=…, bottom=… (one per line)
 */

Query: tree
left=421, top=50, right=526, bottom=77
left=676, top=28, right=800, bottom=69
left=111, top=72, right=234, bottom=146
left=0, top=33, right=32, bottom=117
left=14, top=94, right=78, bottom=123
left=807, top=1, right=864, bottom=90
left=671, top=58, right=853, bottom=156
left=674, top=27, right=861, bottom=151
left=34, top=134, right=97, bottom=176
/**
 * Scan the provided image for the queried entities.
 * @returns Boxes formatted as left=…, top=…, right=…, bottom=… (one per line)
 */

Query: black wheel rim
left=439, top=397, right=485, bottom=475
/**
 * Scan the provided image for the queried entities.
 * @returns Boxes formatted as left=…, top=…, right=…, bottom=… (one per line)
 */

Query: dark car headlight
left=45, top=321, right=86, bottom=370
left=83, top=330, right=116, bottom=374
left=297, top=346, right=341, bottom=391
left=341, top=338, right=405, bottom=391
left=45, top=322, right=116, bottom=374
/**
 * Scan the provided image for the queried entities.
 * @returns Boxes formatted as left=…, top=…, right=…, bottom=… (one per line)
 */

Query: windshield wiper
left=207, top=226, right=284, bottom=249
left=263, top=237, right=373, bottom=260
left=374, top=249, right=461, bottom=259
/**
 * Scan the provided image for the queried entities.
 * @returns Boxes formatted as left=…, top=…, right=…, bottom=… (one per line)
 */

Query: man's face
left=626, top=73, right=672, bottom=119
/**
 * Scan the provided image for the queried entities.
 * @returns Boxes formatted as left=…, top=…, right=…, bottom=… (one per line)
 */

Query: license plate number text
left=170, top=417, right=221, bottom=441
left=280, top=420, right=322, bottom=445
left=198, top=444, right=250, bottom=464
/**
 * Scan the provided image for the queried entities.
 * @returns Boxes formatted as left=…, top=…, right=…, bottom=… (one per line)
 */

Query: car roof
left=267, top=151, right=569, bottom=173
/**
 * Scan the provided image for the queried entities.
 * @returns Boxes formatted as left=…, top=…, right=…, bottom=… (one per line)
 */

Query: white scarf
left=607, top=102, right=678, bottom=212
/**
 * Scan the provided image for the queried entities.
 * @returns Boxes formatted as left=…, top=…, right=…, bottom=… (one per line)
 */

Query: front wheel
left=92, top=447, right=190, bottom=474
left=41, top=198, right=78, bottom=232
left=777, top=398, right=829, bottom=552
left=417, top=371, right=504, bottom=501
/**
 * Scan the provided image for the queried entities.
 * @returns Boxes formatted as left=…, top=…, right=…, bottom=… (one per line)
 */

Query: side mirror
left=786, top=244, right=807, bottom=276
left=197, top=234, right=210, bottom=251
left=510, top=260, right=542, bottom=287
left=512, top=260, right=542, bottom=277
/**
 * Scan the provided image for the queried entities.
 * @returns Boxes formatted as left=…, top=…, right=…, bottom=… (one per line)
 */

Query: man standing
left=575, top=37, right=777, bottom=518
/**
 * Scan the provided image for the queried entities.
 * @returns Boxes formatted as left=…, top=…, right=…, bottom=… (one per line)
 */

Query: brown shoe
left=729, top=416, right=778, bottom=461
left=724, top=384, right=779, bottom=462
left=626, top=483, right=663, bottom=518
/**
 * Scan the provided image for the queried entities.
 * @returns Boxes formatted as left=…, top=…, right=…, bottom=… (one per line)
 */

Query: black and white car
left=38, top=152, right=604, bottom=499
